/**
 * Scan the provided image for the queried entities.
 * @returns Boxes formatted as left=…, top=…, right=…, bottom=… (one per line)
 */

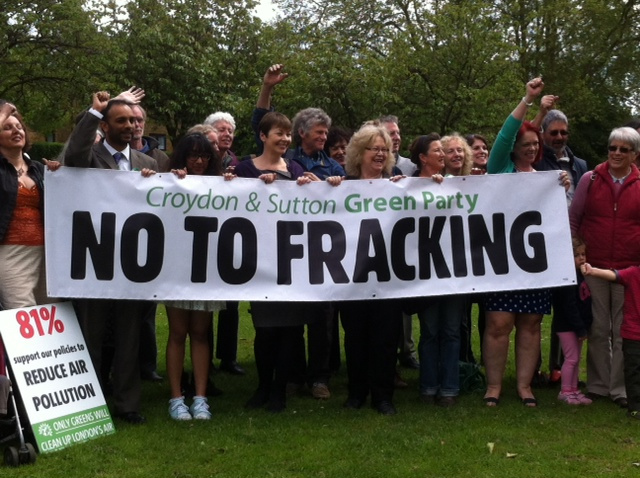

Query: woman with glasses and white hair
left=569, top=126, right=640, bottom=410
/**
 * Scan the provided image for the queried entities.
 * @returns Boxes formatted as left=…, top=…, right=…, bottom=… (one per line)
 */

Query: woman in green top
left=483, top=77, right=548, bottom=408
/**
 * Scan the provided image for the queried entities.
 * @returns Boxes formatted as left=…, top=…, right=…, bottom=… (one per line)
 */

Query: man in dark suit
left=63, top=90, right=158, bottom=424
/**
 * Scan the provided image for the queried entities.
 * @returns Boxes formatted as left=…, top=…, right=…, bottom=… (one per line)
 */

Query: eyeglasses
left=608, top=145, right=634, bottom=154
left=549, top=129, right=568, bottom=137
left=187, top=153, right=211, bottom=162
left=365, top=147, right=389, bottom=154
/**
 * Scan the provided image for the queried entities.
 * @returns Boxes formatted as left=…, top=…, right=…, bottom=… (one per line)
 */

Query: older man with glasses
left=534, top=107, right=589, bottom=387
left=535, top=109, right=588, bottom=205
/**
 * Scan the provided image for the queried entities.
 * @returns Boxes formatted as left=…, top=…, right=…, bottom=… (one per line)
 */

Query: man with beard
left=64, top=90, right=158, bottom=424
left=535, top=107, right=589, bottom=384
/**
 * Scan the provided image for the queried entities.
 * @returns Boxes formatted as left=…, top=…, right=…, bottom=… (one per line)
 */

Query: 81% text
left=16, top=306, right=64, bottom=339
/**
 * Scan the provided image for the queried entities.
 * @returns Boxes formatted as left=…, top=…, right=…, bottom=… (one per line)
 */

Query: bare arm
left=0, top=102, right=17, bottom=126
left=531, top=94, right=559, bottom=129
left=256, top=64, right=288, bottom=110
left=510, top=77, right=544, bottom=123
left=581, top=263, right=616, bottom=282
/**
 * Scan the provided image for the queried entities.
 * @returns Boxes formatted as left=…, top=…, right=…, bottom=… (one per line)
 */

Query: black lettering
left=469, top=214, right=509, bottom=276
left=511, top=211, right=547, bottom=272
left=418, top=217, right=450, bottom=279
left=390, top=217, right=415, bottom=280
left=277, top=221, right=304, bottom=285
left=353, top=219, right=390, bottom=283
left=70, top=212, right=115, bottom=280
left=217, top=218, right=257, bottom=284
left=185, top=217, right=218, bottom=283
left=308, top=221, right=349, bottom=284
left=450, top=216, right=467, bottom=277
left=120, top=213, right=164, bottom=282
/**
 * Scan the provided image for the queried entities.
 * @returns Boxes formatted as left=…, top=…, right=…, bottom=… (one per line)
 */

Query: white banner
left=45, top=168, right=576, bottom=301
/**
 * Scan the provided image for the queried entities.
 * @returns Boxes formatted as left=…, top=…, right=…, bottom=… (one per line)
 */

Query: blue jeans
left=418, top=297, right=463, bottom=397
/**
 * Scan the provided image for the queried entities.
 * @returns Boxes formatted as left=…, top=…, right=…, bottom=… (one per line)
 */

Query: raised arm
left=63, top=92, right=108, bottom=168
left=512, top=77, right=544, bottom=122
left=531, top=94, right=559, bottom=130
left=0, top=101, right=17, bottom=126
left=256, top=64, right=288, bottom=110
left=487, top=77, right=544, bottom=174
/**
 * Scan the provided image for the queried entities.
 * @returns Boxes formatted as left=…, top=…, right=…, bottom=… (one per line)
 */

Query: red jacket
left=578, top=162, right=640, bottom=269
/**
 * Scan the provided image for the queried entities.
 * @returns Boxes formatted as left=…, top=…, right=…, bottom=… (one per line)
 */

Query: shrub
left=28, top=142, right=65, bottom=162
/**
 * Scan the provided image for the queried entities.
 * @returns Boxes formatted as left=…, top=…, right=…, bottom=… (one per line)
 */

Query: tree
left=0, top=0, right=119, bottom=134
left=121, top=0, right=264, bottom=146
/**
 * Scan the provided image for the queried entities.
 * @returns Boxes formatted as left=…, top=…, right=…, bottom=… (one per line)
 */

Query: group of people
left=3, top=65, right=640, bottom=424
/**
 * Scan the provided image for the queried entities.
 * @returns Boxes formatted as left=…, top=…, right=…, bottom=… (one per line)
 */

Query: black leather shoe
left=245, top=390, right=269, bottom=409
left=116, top=412, right=146, bottom=425
left=343, top=397, right=365, bottom=409
left=614, top=397, right=629, bottom=408
left=141, top=371, right=164, bottom=382
left=436, top=396, right=457, bottom=408
left=220, top=360, right=246, bottom=375
left=374, top=400, right=397, bottom=415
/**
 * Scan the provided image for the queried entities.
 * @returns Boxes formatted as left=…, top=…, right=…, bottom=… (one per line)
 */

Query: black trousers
left=340, top=299, right=402, bottom=405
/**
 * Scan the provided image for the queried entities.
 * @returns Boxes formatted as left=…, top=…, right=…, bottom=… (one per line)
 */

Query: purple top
left=234, top=158, right=305, bottom=180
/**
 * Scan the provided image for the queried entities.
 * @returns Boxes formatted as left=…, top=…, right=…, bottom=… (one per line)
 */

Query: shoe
left=311, top=382, right=331, bottom=399
left=628, top=410, right=640, bottom=420
left=520, top=396, right=538, bottom=407
left=419, top=394, right=436, bottom=404
left=586, top=392, right=608, bottom=401
left=483, top=396, right=500, bottom=407
left=266, top=399, right=286, bottom=413
left=614, top=397, right=629, bottom=408
left=169, top=397, right=192, bottom=421
left=399, top=356, right=420, bottom=370
left=343, top=397, right=365, bottom=409
left=190, top=396, right=212, bottom=420
left=558, top=391, right=581, bottom=405
left=374, top=400, right=397, bottom=415
left=141, top=370, right=164, bottom=382
left=286, top=382, right=304, bottom=397
left=436, top=396, right=457, bottom=408
left=394, top=372, right=408, bottom=389
left=245, top=390, right=269, bottom=409
left=220, top=360, right=246, bottom=376
left=116, top=411, right=146, bottom=424
left=571, top=390, right=593, bottom=405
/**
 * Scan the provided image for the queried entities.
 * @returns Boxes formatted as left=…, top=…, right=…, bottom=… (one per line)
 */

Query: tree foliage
left=121, top=0, right=263, bottom=144
left=0, top=0, right=119, bottom=134
left=1, top=0, right=639, bottom=164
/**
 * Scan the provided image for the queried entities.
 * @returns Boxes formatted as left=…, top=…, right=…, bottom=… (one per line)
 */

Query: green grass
left=3, top=303, right=639, bottom=477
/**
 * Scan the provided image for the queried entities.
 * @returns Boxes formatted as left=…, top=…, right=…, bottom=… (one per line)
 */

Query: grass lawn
left=3, top=303, right=639, bottom=477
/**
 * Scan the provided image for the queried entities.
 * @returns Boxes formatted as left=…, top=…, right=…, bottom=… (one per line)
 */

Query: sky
left=253, top=0, right=279, bottom=22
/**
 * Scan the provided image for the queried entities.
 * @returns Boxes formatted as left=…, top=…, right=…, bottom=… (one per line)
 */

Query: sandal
left=483, top=396, right=500, bottom=407
left=521, top=397, right=537, bottom=407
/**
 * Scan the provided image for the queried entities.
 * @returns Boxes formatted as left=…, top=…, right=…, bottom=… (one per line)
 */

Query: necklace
left=16, top=166, right=24, bottom=177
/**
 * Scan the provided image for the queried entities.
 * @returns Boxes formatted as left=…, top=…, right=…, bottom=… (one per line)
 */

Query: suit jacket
left=63, top=111, right=158, bottom=171
left=62, top=109, right=157, bottom=414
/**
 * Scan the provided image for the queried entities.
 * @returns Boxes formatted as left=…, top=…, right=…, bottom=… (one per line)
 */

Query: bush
left=28, top=142, right=65, bottom=162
